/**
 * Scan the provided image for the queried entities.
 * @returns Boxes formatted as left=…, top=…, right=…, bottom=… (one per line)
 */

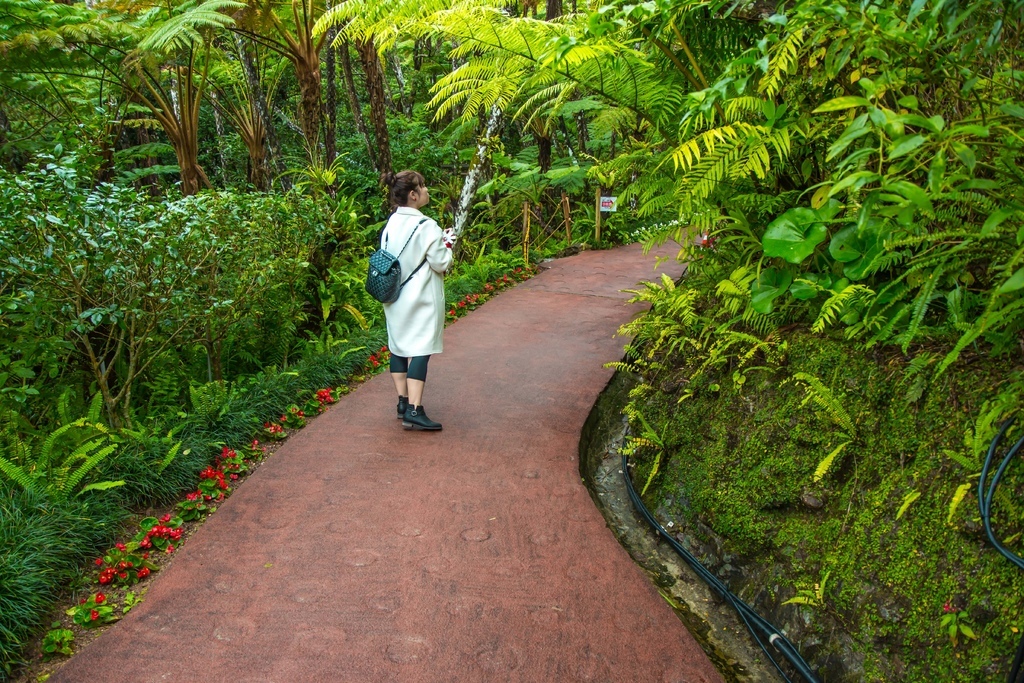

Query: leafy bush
left=0, top=156, right=330, bottom=428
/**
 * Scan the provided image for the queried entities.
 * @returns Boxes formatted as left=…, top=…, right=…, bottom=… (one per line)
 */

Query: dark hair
left=382, top=170, right=426, bottom=207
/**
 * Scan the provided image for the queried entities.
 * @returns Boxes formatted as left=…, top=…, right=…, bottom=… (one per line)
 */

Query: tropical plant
left=0, top=0, right=244, bottom=194
left=0, top=393, right=124, bottom=503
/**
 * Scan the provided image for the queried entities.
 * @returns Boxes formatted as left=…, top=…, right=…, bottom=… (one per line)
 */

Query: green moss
left=632, top=332, right=1024, bottom=681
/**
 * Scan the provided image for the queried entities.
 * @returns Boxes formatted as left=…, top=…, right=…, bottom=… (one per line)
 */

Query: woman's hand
left=442, top=228, right=457, bottom=249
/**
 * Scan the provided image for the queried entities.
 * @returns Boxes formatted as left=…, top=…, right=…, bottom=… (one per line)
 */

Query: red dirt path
left=51, top=243, right=723, bottom=683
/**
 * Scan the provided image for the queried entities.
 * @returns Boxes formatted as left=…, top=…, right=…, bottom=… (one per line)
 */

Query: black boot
left=403, top=405, right=442, bottom=431
left=397, top=396, right=409, bottom=420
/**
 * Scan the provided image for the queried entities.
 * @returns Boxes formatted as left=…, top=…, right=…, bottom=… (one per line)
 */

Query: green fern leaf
left=813, top=441, right=850, bottom=482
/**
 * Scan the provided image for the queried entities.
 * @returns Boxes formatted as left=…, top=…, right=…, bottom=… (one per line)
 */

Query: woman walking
left=380, top=170, right=454, bottom=431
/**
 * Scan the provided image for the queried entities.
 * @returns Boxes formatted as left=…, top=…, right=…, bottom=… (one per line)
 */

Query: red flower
left=118, top=572, right=127, bottom=579
left=115, top=542, right=126, bottom=551
left=142, top=552, right=149, bottom=559
left=80, top=598, right=86, bottom=605
left=943, top=601, right=953, bottom=613
left=95, top=593, right=105, bottom=604
left=230, top=474, right=238, bottom=480
left=95, top=558, right=103, bottom=566
left=166, top=545, right=175, bottom=554
left=90, top=610, right=99, bottom=621
left=137, top=567, right=151, bottom=579
left=160, top=513, right=171, bottom=523
left=186, top=491, right=200, bottom=501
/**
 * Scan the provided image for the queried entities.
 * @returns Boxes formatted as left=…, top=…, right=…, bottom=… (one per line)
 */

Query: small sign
left=599, top=196, right=618, bottom=212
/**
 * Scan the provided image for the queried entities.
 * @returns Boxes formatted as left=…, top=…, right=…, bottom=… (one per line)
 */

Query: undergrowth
left=628, top=331, right=1024, bottom=680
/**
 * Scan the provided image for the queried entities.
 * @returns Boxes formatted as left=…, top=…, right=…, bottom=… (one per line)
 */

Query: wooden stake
left=594, top=187, right=602, bottom=243
left=522, top=201, right=531, bottom=266
left=561, top=191, right=572, bottom=244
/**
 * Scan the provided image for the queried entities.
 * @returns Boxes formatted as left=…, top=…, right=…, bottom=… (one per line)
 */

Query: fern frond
left=813, top=441, right=850, bottom=482
left=791, top=372, right=856, bottom=435
left=60, top=445, right=118, bottom=499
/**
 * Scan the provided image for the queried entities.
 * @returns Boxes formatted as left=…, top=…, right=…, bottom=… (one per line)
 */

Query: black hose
left=978, top=419, right=1024, bottom=683
left=621, top=454, right=820, bottom=683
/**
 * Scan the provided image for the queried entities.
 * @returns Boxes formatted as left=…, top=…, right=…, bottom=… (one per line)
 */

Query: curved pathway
left=53, top=243, right=722, bottom=683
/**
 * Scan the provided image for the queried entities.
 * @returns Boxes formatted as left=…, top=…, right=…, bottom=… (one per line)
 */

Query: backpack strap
left=383, top=217, right=429, bottom=258
left=400, top=257, right=429, bottom=287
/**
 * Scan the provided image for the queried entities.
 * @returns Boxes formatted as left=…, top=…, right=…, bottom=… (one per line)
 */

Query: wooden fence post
left=594, top=187, right=602, bottom=243
left=561, top=191, right=572, bottom=244
left=522, top=200, right=531, bottom=266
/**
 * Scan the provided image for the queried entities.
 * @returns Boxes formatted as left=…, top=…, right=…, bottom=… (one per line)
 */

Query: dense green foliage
left=623, top=328, right=1023, bottom=680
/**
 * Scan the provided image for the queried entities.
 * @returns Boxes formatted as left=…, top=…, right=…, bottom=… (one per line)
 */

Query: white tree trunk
left=452, top=105, right=502, bottom=238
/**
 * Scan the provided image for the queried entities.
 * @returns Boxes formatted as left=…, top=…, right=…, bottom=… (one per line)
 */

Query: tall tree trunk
left=235, top=35, right=284, bottom=188
left=339, top=39, right=377, bottom=170
left=210, top=92, right=228, bottom=181
left=0, top=104, right=8, bottom=148
left=453, top=106, right=503, bottom=237
left=537, top=133, right=552, bottom=173
left=324, top=20, right=338, bottom=165
left=546, top=0, right=562, bottom=19
left=169, top=62, right=210, bottom=196
left=389, top=51, right=409, bottom=116
left=294, top=54, right=322, bottom=152
left=575, top=111, right=589, bottom=155
left=378, top=54, right=397, bottom=114
left=134, top=123, right=161, bottom=195
left=357, top=37, right=392, bottom=178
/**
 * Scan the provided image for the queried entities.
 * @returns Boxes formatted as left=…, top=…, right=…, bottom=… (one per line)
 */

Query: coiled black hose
left=621, top=453, right=820, bottom=683
left=979, top=419, right=1024, bottom=683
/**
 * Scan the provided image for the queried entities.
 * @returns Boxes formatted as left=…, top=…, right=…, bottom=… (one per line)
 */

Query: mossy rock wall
left=632, top=332, right=1024, bottom=681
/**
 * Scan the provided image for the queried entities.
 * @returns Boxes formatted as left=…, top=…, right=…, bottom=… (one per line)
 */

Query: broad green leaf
left=907, top=0, right=928, bottom=23
left=999, top=103, right=1024, bottom=119
left=828, top=171, right=880, bottom=197
left=828, top=222, right=888, bottom=280
left=997, top=267, right=1024, bottom=294
left=888, top=134, right=926, bottom=159
left=982, top=209, right=1015, bottom=237
left=813, top=96, right=871, bottom=113
left=829, top=226, right=864, bottom=263
left=883, top=180, right=933, bottom=213
left=952, top=142, right=977, bottom=171
left=789, top=279, right=819, bottom=300
left=763, top=201, right=839, bottom=264
left=750, top=268, right=793, bottom=314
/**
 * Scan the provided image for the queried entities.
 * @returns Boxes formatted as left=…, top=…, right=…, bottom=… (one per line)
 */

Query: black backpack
left=365, top=217, right=429, bottom=304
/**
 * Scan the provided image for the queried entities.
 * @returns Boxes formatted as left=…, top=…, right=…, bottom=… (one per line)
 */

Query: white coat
left=381, top=206, right=453, bottom=358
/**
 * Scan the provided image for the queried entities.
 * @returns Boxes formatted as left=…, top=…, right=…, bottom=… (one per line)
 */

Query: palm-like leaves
left=138, top=0, right=243, bottom=53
